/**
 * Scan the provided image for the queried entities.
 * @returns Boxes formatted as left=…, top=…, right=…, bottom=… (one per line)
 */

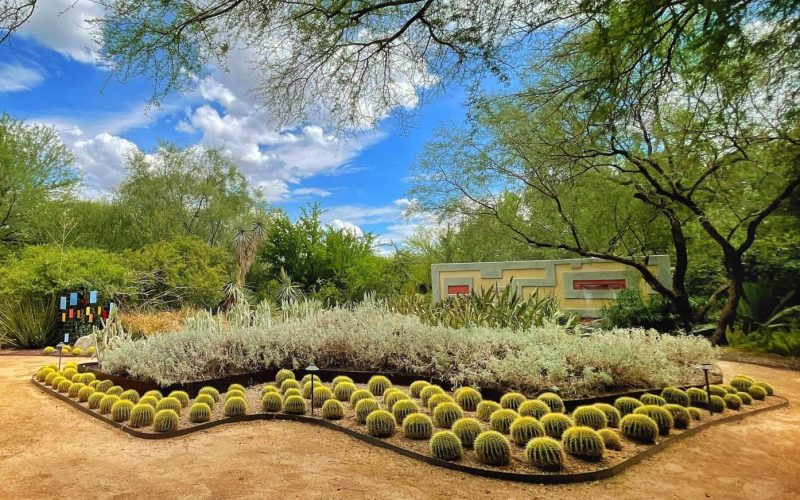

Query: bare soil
left=1, top=356, right=799, bottom=499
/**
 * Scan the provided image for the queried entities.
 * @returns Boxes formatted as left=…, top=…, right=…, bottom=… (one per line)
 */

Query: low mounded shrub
left=402, top=413, right=433, bottom=439
left=537, top=393, right=565, bottom=413
left=634, top=405, right=673, bottom=435
left=476, top=401, right=502, bottom=422
left=499, top=392, right=526, bottom=411
left=366, top=410, right=396, bottom=437
left=355, top=398, right=380, bottom=424
left=111, top=400, right=134, bottom=422
left=451, top=417, right=482, bottom=448
left=509, top=416, right=545, bottom=446
left=410, top=380, right=430, bottom=398
left=474, top=430, right=511, bottom=466
left=526, top=437, right=564, bottom=471
left=153, top=409, right=179, bottom=432
left=562, top=426, right=605, bottom=460
left=367, top=375, right=392, bottom=396
left=129, top=403, right=155, bottom=428
left=540, top=413, right=573, bottom=439
left=430, top=430, right=463, bottom=461
left=489, top=409, right=519, bottom=434
left=392, top=400, right=419, bottom=424
left=284, top=395, right=306, bottom=414
left=321, top=399, right=344, bottom=420
left=189, top=402, right=212, bottom=422
left=518, top=399, right=551, bottom=419
left=261, top=392, right=283, bottom=412
left=572, top=406, right=607, bottom=430
left=598, top=429, right=622, bottom=451
left=223, top=397, right=247, bottom=417
left=432, top=402, right=463, bottom=429
left=454, top=387, right=482, bottom=411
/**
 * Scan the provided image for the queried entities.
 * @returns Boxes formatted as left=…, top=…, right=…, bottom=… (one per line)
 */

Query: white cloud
left=17, top=0, right=104, bottom=64
left=0, top=62, right=44, bottom=92
left=328, top=219, right=364, bottom=237
left=71, top=132, right=138, bottom=195
left=293, top=187, right=331, bottom=198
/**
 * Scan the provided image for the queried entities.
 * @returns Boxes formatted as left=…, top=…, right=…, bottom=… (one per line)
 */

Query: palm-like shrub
left=489, top=409, right=519, bottom=434
left=392, top=400, right=419, bottom=424
left=276, top=368, right=295, bottom=386
left=540, top=413, right=573, bottom=439
left=111, top=400, right=134, bottom=422
left=120, top=389, right=140, bottom=403
left=573, top=406, right=607, bottom=430
left=366, top=410, right=396, bottom=437
left=355, top=398, right=380, bottom=424
left=474, top=430, right=511, bottom=466
left=153, top=409, right=179, bottom=432
left=537, top=392, right=565, bottom=413
left=350, top=389, right=374, bottom=407
left=754, top=381, right=774, bottom=396
left=747, top=385, right=767, bottom=401
left=454, top=387, right=482, bottom=411
left=410, top=380, right=430, bottom=398
left=598, top=429, right=622, bottom=451
left=402, top=413, right=433, bottom=439
left=509, top=416, right=545, bottom=446
left=433, top=402, right=463, bottom=429
left=419, top=385, right=445, bottom=406
left=321, top=399, right=344, bottom=420
left=156, top=397, right=182, bottom=415
left=88, top=392, right=105, bottom=410
left=367, top=375, right=392, bottom=396
left=284, top=395, right=306, bottom=414
left=331, top=375, right=353, bottom=388
left=499, top=392, right=526, bottom=411
left=640, top=393, right=667, bottom=406
left=334, top=382, right=357, bottom=402
left=451, top=417, right=482, bottom=448
left=430, top=431, right=463, bottom=461
left=526, top=437, right=564, bottom=471
left=563, top=426, right=605, bottom=460
left=198, top=386, right=220, bottom=402
left=664, top=404, right=692, bottom=428
left=634, top=405, right=673, bottom=435
left=129, top=404, right=155, bottom=428
left=312, top=386, right=333, bottom=407
left=223, top=396, right=247, bottom=417
left=280, top=379, right=301, bottom=393
left=518, top=399, right=551, bottom=419
left=687, top=387, right=709, bottom=406
left=723, top=394, right=743, bottom=410
left=261, top=392, right=283, bottom=412
left=427, top=393, right=454, bottom=412
left=78, top=385, right=95, bottom=402
left=593, top=403, right=621, bottom=427
left=661, top=387, right=690, bottom=407
left=476, top=401, right=502, bottom=422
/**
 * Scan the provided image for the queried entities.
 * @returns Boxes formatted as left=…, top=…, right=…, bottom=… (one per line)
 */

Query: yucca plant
left=0, top=296, right=58, bottom=348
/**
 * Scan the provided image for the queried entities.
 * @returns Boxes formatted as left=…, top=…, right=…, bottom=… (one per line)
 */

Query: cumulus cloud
left=17, top=0, right=104, bottom=64
left=327, top=219, right=364, bottom=237
left=0, top=62, right=44, bottom=92
left=71, top=132, right=138, bottom=195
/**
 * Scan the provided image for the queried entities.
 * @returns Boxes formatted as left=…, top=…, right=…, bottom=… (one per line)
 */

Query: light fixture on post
left=695, top=363, right=714, bottom=415
left=306, top=363, right=319, bottom=415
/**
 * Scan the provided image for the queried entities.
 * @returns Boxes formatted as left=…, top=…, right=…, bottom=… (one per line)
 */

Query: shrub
left=640, top=393, right=667, bottom=406
left=709, top=395, right=726, bottom=412
left=68, top=382, right=86, bottom=399
left=261, top=384, right=279, bottom=395
left=355, top=398, right=380, bottom=424
left=562, top=426, right=605, bottom=460
left=661, top=387, right=690, bottom=407
left=284, top=388, right=302, bottom=398
left=723, top=394, right=743, bottom=410
left=350, top=389, right=374, bottom=407
left=433, top=402, right=463, bottom=429
left=120, top=389, right=140, bottom=404
left=737, top=391, right=753, bottom=405
left=599, top=429, right=623, bottom=451
left=153, top=409, right=179, bottom=432
left=489, top=409, right=519, bottom=434
left=227, top=389, right=246, bottom=401
left=223, top=397, right=247, bottom=417
left=410, top=380, right=430, bottom=398
left=451, top=417, right=482, bottom=448
left=198, top=387, right=220, bottom=402
left=419, top=385, right=445, bottom=406
left=385, top=391, right=410, bottom=411
left=537, top=393, right=565, bottom=413
left=57, top=380, right=73, bottom=394
left=509, top=416, right=545, bottom=446
left=526, top=437, right=564, bottom=471
left=261, top=392, right=283, bottom=412
left=129, top=404, right=155, bottom=428
left=276, top=368, right=295, bottom=386
left=367, top=375, right=392, bottom=396
left=430, top=431, right=464, bottom=461
left=403, top=413, right=434, bottom=439
left=474, top=430, right=511, bottom=466
left=620, top=414, right=658, bottom=443
left=169, top=391, right=190, bottom=408
left=333, top=382, right=356, bottom=402
left=748, top=385, right=767, bottom=401
left=687, top=387, right=709, bottom=406
left=392, top=400, right=419, bottom=424
left=518, top=400, right=551, bottom=420
left=454, top=387, right=482, bottom=411
left=189, top=402, right=212, bottom=423
left=593, top=403, right=621, bottom=427
left=500, top=392, right=526, bottom=411
left=687, top=407, right=702, bottom=420
left=427, top=393, right=454, bottom=412
left=664, top=404, right=692, bottom=428
left=312, top=386, right=334, bottom=407
left=634, top=405, right=673, bottom=435
left=321, top=399, right=344, bottom=420
left=139, top=395, right=160, bottom=408
left=284, top=395, right=306, bottom=414
left=156, top=397, right=182, bottom=415
left=366, top=410, right=396, bottom=437
left=88, top=392, right=105, bottom=409
left=476, top=401, right=502, bottom=422
left=754, top=381, right=774, bottom=396
left=111, top=400, right=134, bottom=422
left=106, top=386, right=124, bottom=397
left=280, top=379, right=301, bottom=393
left=573, top=406, right=607, bottom=430
left=730, top=377, right=753, bottom=392
left=540, top=413, right=573, bottom=439
left=141, top=388, right=160, bottom=399
left=77, top=385, right=95, bottom=402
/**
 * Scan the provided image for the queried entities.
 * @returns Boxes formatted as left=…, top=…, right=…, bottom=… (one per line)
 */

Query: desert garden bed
left=31, top=363, right=786, bottom=483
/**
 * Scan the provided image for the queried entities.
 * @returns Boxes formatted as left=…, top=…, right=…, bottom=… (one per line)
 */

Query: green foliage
left=432, top=402, right=463, bottom=429
left=321, top=399, right=344, bottom=420
left=509, top=416, right=545, bottom=446
left=499, top=392, right=526, bottom=411
left=489, top=409, right=519, bottom=434
left=111, top=399, right=134, bottom=422
left=392, top=400, right=419, bottom=424
left=687, top=388, right=709, bottom=406
left=451, top=418, right=482, bottom=448
left=536, top=393, right=564, bottom=413
left=634, top=405, right=673, bottom=435
left=153, top=409, right=179, bottom=432
left=429, top=431, right=464, bottom=461
left=737, top=392, right=753, bottom=405
left=283, top=395, right=306, bottom=414
left=223, top=396, right=247, bottom=417
left=261, top=392, right=283, bottom=412
left=474, top=430, right=511, bottom=466
left=366, top=410, right=396, bottom=438
left=87, top=392, right=105, bottom=410
left=169, top=391, right=190, bottom=408
left=593, top=403, right=621, bottom=427
left=198, top=387, right=220, bottom=402
left=723, top=394, right=743, bottom=410
left=276, top=369, right=295, bottom=386
left=333, top=382, right=357, bottom=402
left=280, top=379, right=301, bottom=394
left=664, top=404, right=692, bottom=429
left=661, top=387, right=690, bottom=407
left=453, top=387, right=482, bottom=411
left=526, top=437, right=564, bottom=471
left=518, top=399, right=551, bottom=419
left=601, top=288, right=679, bottom=331
left=0, top=296, right=58, bottom=348
left=355, top=398, right=380, bottom=424
left=349, top=389, right=373, bottom=407
left=540, top=413, right=573, bottom=439
left=410, top=380, right=430, bottom=398
left=563, top=426, right=605, bottom=460
left=403, top=413, right=433, bottom=439
left=639, top=393, right=667, bottom=406
left=419, top=385, right=445, bottom=406
left=598, top=429, right=622, bottom=451
left=427, top=393, right=454, bottom=412
left=189, top=402, right=212, bottom=423
left=572, top=406, right=607, bottom=430
left=367, top=376, right=392, bottom=396
left=120, top=389, right=140, bottom=404
left=155, top=397, right=182, bottom=415
left=77, top=385, right=95, bottom=402
left=709, top=395, right=726, bottom=413
left=620, top=414, right=658, bottom=443
left=747, top=385, right=767, bottom=401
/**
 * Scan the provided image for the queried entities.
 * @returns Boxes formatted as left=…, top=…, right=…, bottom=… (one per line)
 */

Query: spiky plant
left=120, top=389, right=140, bottom=403
left=333, top=382, right=357, bottom=402
left=687, top=387, right=709, bottom=406
left=737, top=391, right=753, bottom=405
left=453, top=387, right=482, bottom=411
left=44, top=372, right=59, bottom=386
left=223, top=396, right=247, bottom=417
left=620, top=414, right=658, bottom=443
left=754, top=381, right=774, bottom=396
left=518, top=399, right=551, bottom=420
left=95, top=380, right=114, bottom=393
left=261, top=384, right=279, bottom=395
left=748, top=385, right=767, bottom=401
left=735, top=374, right=755, bottom=382
left=427, top=393, right=454, bottom=412
left=321, top=399, right=344, bottom=420
left=70, top=373, right=83, bottom=383
left=537, top=392, right=565, bottom=413
left=392, top=400, right=419, bottom=424
left=43, top=346, right=55, bottom=354
left=280, top=379, right=301, bottom=393
left=476, top=401, right=502, bottom=422
left=664, top=404, right=692, bottom=428
left=509, top=416, right=545, bottom=446
left=198, top=387, right=220, bottom=402
left=226, top=389, right=246, bottom=401
left=349, top=389, right=374, bottom=407
left=89, top=380, right=100, bottom=389
left=275, top=368, right=295, bottom=386
left=451, top=417, right=482, bottom=448
left=430, top=430, right=464, bottom=461
left=129, top=404, right=155, bottom=428
left=598, top=429, right=622, bottom=451
left=718, top=384, right=738, bottom=394
left=730, top=376, right=753, bottom=392
left=111, top=400, right=134, bottom=422
left=302, top=382, right=315, bottom=399
left=168, top=391, right=190, bottom=408
left=562, top=426, right=605, bottom=460
left=50, top=376, right=66, bottom=389
left=68, top=382, right=86, bottom=399
left=433, top=402, right=463, bottom=429
left=419, top=385, right=445, bottom=406
left=410, top=380, right=430, bottom=398
left=62, top=368, right=77, bottom=380
left=312, top=386, right=334, bottom=407
left=139, top=395, right=160, bottom=408
left=660, top=387, right=690, bottom=407
left=72, top=347, right=84, bottom=356
left=366, top=410, right=396, bottom=437
left=593, top=403, right=621, bottom=427
left=156, top=397, right=182, bottom=415
left=709, top=395, right=726, bottom=412
left=640, top=393, right=667, bottom=406
left=189, top=402, right=212, bottom=423
left=687, top=407, right=702, bottom=420
left=634, top=405, right=674, bottom=435
left=284, top=388, right=302, bottom=398
left=572, top=406, right=608, bottom=430
left=489, top=409, right=519, bottom=434
left=261, top=392, right=283, bottom=412
left=301, top=374, right=322, bottom=385
left=106, top=386, right=124, bottom=397
left=474, top=430, right=511, bottom=466
left=499, top=392, right=526, bottom=411
left=78, top=385, right=95, bottom=402
left=367, top=375, right=392, bottom=396
left=355, top=398, right=380, bottom=424
left=87, top=347, right=96, bottom=357
left=88, top=392, right=105, bottom=410
left=82, top=373, right=96, bottom=384
left=331, top=375, right=353, bottom=388
left=153, top=409, right=179, bottom=432
left=385, top=391, right=410, bottom=411
left=708, top=385, right=728, bottom=397
left=526, top=437, right=564, bottom=471
left=403, top=413, right=433, bottom=439
left=540, top=413, right=573, bottom=439
left=141, top=389, right=162, bottom=400
left=722, top=394, right=742, bottom=410
left=284, top=395, right=306, bottom=414
left=228, top=383, right=246, bottom=394
left=57, top=380, right=73, bottom=394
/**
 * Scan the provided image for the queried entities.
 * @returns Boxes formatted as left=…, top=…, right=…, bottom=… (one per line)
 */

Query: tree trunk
left=710, top=254, right=745, bottom=346
left=672, top=293, right=696, bottom=331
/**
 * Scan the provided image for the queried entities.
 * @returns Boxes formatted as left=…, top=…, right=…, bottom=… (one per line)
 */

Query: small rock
left=73, top=334, right=96, bottom=351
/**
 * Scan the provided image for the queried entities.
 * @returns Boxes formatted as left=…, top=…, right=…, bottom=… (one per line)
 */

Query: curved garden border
left=31, top=378, right=787, bottom=484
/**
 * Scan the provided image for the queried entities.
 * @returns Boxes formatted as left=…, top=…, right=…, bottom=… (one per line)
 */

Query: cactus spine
left=526, top=437, right=564, bottom=471
left=518, top=399, right=551, bottom=419
left=409, top=380, right=430, bottom=398
left=573, top=405, right=608, bottom=430
left=598, top=429, right=622, bottom=451
left=499, top=392, right=526, bottom=411
left=189, top=402, right=213, bottom=423
left=392, top=400, right=419, bottom=424
left=474, top=430, right=511, bottom=466
left=334, top=382, right=357, bottom=402
left=509, top=416, right=545, bottom=446
left=402, top=413, right=433, bottom=439
left=153, top=409, right=179, bottom=432
left=660, top=387, right=690, bottom=407
left=451, top=417, right=482, bottom=448
left=620, top=413, right=658, bottom=443
left=562, top=426, right=605, bottom=460
left=156, top=397, right=182, bottom=415
left=223, top=396, right=247, bottom=417
left=433, top=402, right=463, bottom=429
left=476, top=401, right=502, bottom=422
left=489, top=409, right=519, bottom=434
left=355, top=398, right=380, bottom=424
left=453, top=387, right=482, bottom=411
left=366, top=410, right=396, bottom=437
left=275, top=368, right=295, bottom=386
left=322, top=399, right=344, bottom=420
left=429, top=431, right=464, bottom=461
left=536, top=392, right=565, bottom=413
left=634, top=405, right=674, bottom=435
left=540, top=413, right=573, bottom=439
left=129, top=404, right=155, bottom=428
left=261, top=392, right=283, bottom=412
left=198, top=386, right=220, bottom=402
left=640, top=393, right=667, bottom=406
left=110, top=400, right=134, bottom=422
left=367, top=375, right=392, bottom=396
left=349, top=389, right=374, bottom=407
left=283, top=395, right=307, bottom=414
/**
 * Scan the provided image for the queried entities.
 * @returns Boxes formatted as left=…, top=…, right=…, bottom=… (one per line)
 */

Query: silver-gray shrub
left=101, top=300, right=715, bottom=396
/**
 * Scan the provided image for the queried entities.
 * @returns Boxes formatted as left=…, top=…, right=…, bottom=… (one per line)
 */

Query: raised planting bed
left=30, top=365, right=783, bottom=484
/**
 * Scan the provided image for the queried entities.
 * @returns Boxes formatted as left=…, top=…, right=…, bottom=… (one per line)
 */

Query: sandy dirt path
left=1, top=356, right=798, bottom=500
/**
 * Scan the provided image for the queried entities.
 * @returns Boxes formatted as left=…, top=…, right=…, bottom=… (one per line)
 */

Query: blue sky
left=0, top=1, right=470, bottom=249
